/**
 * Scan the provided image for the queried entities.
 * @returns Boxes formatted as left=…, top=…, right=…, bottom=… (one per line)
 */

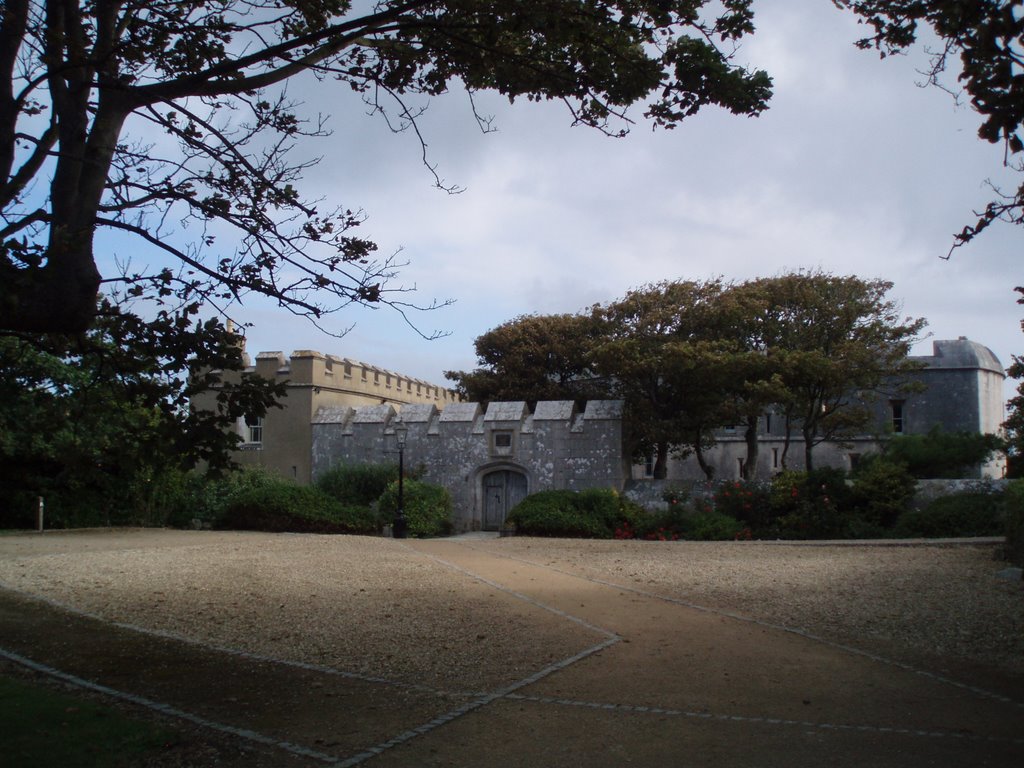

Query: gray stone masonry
left=312, top=400, right=626, bottom=532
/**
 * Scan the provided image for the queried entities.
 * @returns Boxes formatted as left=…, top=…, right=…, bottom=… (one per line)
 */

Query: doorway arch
left=480, top=468, right=529, bottom=531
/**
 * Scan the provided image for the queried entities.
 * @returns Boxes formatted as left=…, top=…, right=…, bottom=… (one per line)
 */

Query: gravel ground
left=0, top=529, right=1021, bottom=689
left=472, top=537, right=1024, bottom=675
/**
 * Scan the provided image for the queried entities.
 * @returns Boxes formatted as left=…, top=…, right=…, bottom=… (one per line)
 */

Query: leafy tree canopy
left=0, top=298, right=282, bottom=525
left=734, top=272, right=927, bottom=471
left=453, top=272, right=926, bottom=478
left=444, top=312, right=610, bottom=405
left=1, top=0, right=772, bottom=337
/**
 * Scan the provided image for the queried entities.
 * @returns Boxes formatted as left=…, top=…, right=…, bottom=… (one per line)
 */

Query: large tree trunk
left=780, top=412, right=793, bottom=469
left=742, top=415, right=759, bottom=480
left=802, top=425, right=816, bottom=473
left=652, top=441, right=669, bottom=479
left=695, top=442, right=715, bottom=480
left=0, top=242, right=102, bottom=333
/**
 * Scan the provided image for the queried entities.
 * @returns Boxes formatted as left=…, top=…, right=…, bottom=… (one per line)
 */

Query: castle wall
left=191, top=348, right=459, bottom=484
left=312, top=400, right=626, bottom=532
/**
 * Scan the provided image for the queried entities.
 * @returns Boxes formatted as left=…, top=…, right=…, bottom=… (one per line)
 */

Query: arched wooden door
left=482, top=470, right=528, bottom=531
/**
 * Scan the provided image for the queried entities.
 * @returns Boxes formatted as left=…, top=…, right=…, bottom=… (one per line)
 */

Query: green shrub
left=711, top=480, right=772, bottom=528
left=684, top=510, right=744, bottom=540
left=1004, top=480, right=1024, bottom=566
left=378, top=479, right=453, bottom=537
left=316, top=463, right=400, bottom=506
left=851, top=459, right=916, bottom=528
left=882, top=428, right=1003, bottom=479
left=894, top=492, right=1005, bottom=538
left=165, top=466, right=280, bottom=529
left=508, top=489, right=641, bottom=538
left=217, top=480, right=351, bottom=533
left=765, top=468, right=852, bottom=539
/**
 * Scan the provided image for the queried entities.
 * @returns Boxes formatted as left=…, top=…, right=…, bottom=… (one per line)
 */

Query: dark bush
left=764, top=468, right=853, bottom=539
left=315, top=463, right=400, bottom=506
left=378, top=479, right=453, bottom=537
left=1004, top=480, right=1024, bottom=566
left=711, top=480, right=772, bottom=529
left=850, top=459, right=917, bottom=528
left=217, top=481, right=353, bottom=533
left=882, top=429, right=1003, bottom=479
left=683, top=509, right=744, bottom=540
left=894, top=492, right=1005, bottom=538
left=165, top=466, right=279, bottom=529
left=508, top=489, right=641, bottom=538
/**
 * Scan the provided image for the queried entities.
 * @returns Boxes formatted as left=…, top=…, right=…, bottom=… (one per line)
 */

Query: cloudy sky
left=207, top=3, right=1022, bottom=399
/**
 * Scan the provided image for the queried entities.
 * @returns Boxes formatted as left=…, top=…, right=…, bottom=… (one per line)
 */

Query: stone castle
left=193, top=337, right=1006, bottom=532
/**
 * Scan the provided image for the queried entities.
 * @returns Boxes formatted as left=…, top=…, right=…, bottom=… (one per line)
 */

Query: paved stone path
left=1, top=535, right=1021, bottom=767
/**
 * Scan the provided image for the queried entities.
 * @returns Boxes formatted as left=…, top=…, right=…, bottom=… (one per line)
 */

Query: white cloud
left=211, top=3, right=1024, bottom=401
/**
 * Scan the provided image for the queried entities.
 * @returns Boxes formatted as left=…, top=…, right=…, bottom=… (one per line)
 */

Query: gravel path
left=1, top=529, right=1022, bottom=768
left=0, top=529, right=1020, bottom=687
left=467, top=537, right=1024, bottom=677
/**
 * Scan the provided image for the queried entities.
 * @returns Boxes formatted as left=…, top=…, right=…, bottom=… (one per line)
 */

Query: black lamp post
left=393, top=422, right=408, bottom=539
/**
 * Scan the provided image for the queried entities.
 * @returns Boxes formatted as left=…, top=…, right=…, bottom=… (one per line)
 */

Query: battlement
left=312, top=400, right=627, bottom=532
left=248, top=349, right=459, bottom=405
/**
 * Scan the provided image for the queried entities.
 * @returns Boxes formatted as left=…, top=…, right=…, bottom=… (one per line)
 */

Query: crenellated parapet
left=312, top=400, right=627, bottom=532
left=251, top=349, right=459, bottom=405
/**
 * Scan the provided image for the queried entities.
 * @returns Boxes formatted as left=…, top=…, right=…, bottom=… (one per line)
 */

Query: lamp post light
left=393, top=422, right=408, bottom=539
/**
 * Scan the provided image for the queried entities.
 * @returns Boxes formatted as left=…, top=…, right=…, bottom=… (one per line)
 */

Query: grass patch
left=0, top=675, right=175, bottom=767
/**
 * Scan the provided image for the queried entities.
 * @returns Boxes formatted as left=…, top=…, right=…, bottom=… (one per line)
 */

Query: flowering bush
left=711, top=480, right=771, bottom=528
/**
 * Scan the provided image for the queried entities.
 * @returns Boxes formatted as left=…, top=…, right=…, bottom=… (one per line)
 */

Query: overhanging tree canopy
left=0, top=0, right=772, bottom=336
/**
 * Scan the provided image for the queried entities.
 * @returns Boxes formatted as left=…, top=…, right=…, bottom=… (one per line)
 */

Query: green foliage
left=445, top=313, right=611, bottom=405
left=850, top=458, right=917, bottom=527
left=378, top=479, right=453, bottom=538
left=894, top=492, right=1005, bottom=539
left=0, top=299, right=281, bottom=530
left=1003, top=480, right=1024, bottom=566
left=217, top=480, right=354, bottom=534
left=711, top=480, right=772, bottom=528
left=761, top=468, right=854, bottom=539
left=508, top=489, right=641, bottom=539
left=685, top=510, right=745, bottom=541
left=315, top=463, right=400, bottom=506
left=163, top=466, right=281, bottom=529
left=881, top=429, right=1003, bottom=479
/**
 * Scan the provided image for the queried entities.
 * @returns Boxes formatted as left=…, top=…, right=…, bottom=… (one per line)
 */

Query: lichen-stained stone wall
left=312, top=400, right=626, bottom=532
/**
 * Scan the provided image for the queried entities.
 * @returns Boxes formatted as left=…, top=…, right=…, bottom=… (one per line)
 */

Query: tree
left=710, top=281, right=790, bottom=479
left=744, top=272, right=926, bottom=472
left=1, top=1, right=772, bottom=337
left=0, top=297, right=282, bottom=526
left=591, top=279, right=734, bottom=479
left=445, top=312, right=609, bottom=405
left=837, top=1, right=1024, bottom=251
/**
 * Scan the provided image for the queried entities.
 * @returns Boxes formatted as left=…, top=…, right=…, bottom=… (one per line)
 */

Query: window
left=764, top=413, right=771, bottom=434
left=643, top=455, right=655, bottom=477
left=849, top=453, right=862, bottom=471
left=244, top=415, right=263, bottom=445
left=492, top=430, right=514, bottom=456
left=737, top=458, right=745, bottom=477
left=772, top=448, right=779, bottom=469
left=891, top=401, right=904, bottom=434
